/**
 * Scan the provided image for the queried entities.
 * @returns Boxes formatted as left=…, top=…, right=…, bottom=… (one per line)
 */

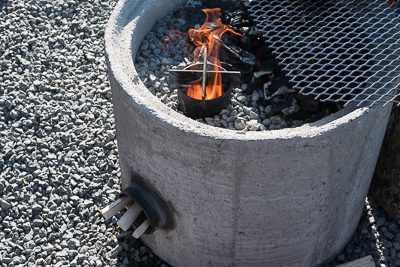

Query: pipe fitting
left=121, top=183, right=167, bottom=235
left=101, top=182, right=169, bottom=239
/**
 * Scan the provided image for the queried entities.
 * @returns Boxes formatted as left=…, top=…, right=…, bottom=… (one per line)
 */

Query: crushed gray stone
left=0, top=0, right=168, bottom=266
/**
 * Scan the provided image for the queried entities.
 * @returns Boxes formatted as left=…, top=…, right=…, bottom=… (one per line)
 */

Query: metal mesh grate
left=246, top=0, right=400, bottom=106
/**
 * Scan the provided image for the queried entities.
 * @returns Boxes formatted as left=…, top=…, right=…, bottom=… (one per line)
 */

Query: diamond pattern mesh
left=246, top=0, right=400, bottom=106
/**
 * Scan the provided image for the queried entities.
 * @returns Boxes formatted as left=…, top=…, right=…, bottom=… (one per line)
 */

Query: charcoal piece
left=232, top=19, right=250, bottom=28
left=239, top=27, right=250, bottom=34
left=254, top=58, right=275, bottom=78
left=274, top=63, right=283, bottom=78
left=240, top=72, right=253, bottom=84
left=264, top=77, right=294, bottom=100
left=245, top=26, right=262, bottom=38
left=282, top=99, right=300, bottom=116
left=305, top=113, right=323, bottom=124
left=249, top=38, right=264, bottom=52
left=202, top=0, right=228, bottom=8
left=240, top=35, right=251, bottom=50
left=225, top=10, right=251, bottom=28
left=255, top=45, right=272, bottom=61
left=320, top=101, right=341, bottom=115
left=218, top=36, right=257, bottom=73
left=246, top=75, right=267, bottom=94
left=287, top=110, right=314, bottom=121
left=269, top=98, right=293, bottom=116
left=243, top=27, right=262, bottom=46
left=254, top=69, right=273, bottom=79
left=296, top=93, right=320, bottom=113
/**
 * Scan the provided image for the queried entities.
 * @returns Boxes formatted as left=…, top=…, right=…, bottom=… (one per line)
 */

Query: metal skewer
left=201, top=46, right=208, bottom=109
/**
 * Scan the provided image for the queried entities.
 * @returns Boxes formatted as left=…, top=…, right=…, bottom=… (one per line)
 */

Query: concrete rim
left=105, top=2, right=393, bottom=266
left=105, top=0, right=366, bottom=141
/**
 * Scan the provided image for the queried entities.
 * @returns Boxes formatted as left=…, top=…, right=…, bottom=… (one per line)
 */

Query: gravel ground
left=0, top=0, right=399, bottom=267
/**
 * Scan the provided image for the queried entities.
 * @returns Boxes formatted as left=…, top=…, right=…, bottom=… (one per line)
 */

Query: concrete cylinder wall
left=105, top=0, right=393, bottom=266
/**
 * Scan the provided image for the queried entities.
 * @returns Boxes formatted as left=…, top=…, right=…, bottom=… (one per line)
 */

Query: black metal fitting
left=121, top=183, right=169, bottom=234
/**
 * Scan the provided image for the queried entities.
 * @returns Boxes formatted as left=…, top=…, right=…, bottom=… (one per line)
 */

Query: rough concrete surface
left=105, top=0, right=393, bottom=266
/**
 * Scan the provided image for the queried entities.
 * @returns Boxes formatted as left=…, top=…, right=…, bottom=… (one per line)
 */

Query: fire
left=183, top=8, right=242, bottom=100
left=183, top=71, right=223, bottom=100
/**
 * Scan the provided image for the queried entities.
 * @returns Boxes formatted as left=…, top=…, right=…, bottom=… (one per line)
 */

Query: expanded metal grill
left=246, top=0, right=400, bottom=106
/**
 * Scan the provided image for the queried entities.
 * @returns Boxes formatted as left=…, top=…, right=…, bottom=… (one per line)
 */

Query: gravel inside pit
left=0, top=0, right=399, bottom=267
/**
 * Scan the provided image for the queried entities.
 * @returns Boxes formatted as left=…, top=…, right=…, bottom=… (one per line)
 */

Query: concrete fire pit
left=105, top=0, right=392, bottom=266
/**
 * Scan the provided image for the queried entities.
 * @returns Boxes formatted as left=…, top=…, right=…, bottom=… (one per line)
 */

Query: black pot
left=170, top=63, right=240, bottom=119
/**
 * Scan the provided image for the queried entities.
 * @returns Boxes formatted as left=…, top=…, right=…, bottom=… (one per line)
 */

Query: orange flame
left=183, top=8, right=241, bottom=100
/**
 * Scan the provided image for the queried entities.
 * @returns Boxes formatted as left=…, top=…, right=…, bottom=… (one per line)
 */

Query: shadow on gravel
left=0, top=0, right=7, bottom=12
left=116, top=230, right=172, bottom=267
left=366, top=195, right=400, bottom=267
left=107, top=193, right=400, bottom=267
left=328, top=194, right=400, bottom=267
left=111, top=195, right=399, bottom=267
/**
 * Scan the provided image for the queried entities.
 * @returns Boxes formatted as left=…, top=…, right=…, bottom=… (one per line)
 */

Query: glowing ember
left=182, top=8, right=242, bottom=100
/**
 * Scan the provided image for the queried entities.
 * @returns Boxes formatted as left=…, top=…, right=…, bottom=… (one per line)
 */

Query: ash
left=135, top=0, right=342, bottom=131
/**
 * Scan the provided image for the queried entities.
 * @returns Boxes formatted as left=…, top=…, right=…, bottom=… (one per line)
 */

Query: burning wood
left=170, top=8, right=241, bottom=100
left=181, top=8, right=241, bottom=101
left=168, top=8, right=244, bottom=118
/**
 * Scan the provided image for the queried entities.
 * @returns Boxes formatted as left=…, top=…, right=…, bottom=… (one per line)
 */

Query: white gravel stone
left=251, top=90, right=260, bottom=102
left=262, top=119, right=271, bottom=127
left=249, top=111, right=259, bottom=120
left=247, top=120, right=260, bottom=131
left=0, top=199, right=11, bottom=210
left=270, top=116, right=282, bottom=125
left=234, top=119, right=246, bottom=130
left=0, top=0, right=168, bottom=266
